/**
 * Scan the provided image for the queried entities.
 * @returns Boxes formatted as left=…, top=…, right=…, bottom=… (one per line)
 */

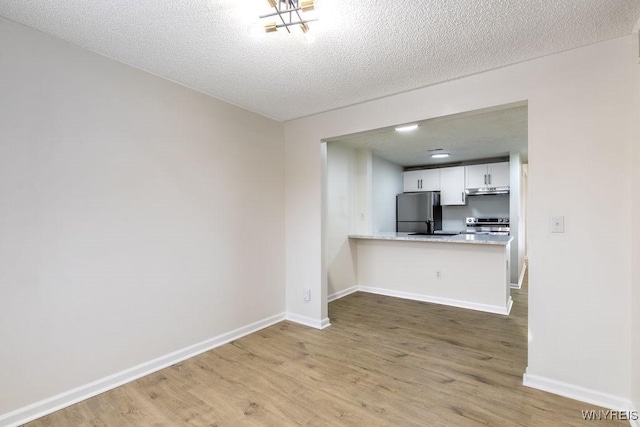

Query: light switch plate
left=551, top=216, right=564, bottom=233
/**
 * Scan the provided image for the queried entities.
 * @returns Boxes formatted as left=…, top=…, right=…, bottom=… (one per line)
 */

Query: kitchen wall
left=286, top=35, right=635, bottom=410
left=355, top=149, right=373, bottom=235
left=325, top=143, right=359, bottom=297
left=325, top=147, right=401, bottom=298
left=442, top=195, right=510, bottom=231
left=509, top=153, right=525, bottom=285
left=0, top=17, right=285, bottom=421
left=371, top=155, right=403, bottom=233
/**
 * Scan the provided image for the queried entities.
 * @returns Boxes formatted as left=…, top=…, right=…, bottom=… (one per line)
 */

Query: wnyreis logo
left=581, top=409, right=639, bottom=421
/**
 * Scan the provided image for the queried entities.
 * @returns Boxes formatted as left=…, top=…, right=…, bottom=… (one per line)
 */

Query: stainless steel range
left=464, top=217, right=510, bottom=235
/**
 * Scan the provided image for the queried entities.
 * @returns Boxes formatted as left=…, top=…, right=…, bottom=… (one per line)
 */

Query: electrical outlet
left=303, top=289, right=311, bottom=301
left=551, top=216, right=564, bottom=233
left=436, top=270, right=442, bottom=279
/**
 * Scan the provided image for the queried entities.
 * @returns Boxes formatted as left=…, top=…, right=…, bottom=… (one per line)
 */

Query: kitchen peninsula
left=348, top=232, right=513, bottom=315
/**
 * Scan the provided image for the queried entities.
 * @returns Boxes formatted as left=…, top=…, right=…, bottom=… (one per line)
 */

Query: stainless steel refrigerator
left=396, top=192, right=443, bottom=234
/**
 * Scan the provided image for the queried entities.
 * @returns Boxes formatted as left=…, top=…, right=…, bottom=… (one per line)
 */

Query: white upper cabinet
left=465, top=162, right=510, bottom=189
left=439, top=166, right=466, bottom=205
left=403, top=169, right=440, bottom=192
left=420, top=169, right=440, bottom=191
left=403, top=170, right=421, bottom=192
left=488, top=162, right=510, bottom=187
left=465, top=164, right=489, bottom=189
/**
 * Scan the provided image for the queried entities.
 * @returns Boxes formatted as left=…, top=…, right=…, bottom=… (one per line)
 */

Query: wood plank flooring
left=26, top=275, right=626, bottom=426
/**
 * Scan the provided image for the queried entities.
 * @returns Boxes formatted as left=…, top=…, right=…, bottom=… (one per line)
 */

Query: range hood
left=465, top=186, right=510, bottom=196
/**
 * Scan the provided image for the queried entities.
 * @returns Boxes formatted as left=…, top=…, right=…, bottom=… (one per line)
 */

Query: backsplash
left=442, top=194, right=510, bottom=231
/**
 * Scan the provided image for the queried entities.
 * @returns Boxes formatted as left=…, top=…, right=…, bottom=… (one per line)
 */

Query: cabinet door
left=420, top=169, right=440, bottom=191
left=440, top=166, right=466, bottom=205
left=488, top=162, right=510, bottom=187
left=465, top=164, right=488, bottom=189
left=403, top=170, right=421, bottom=192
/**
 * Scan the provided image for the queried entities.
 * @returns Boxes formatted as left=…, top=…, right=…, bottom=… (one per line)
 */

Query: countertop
left=348, top=232, right=513, bottom=246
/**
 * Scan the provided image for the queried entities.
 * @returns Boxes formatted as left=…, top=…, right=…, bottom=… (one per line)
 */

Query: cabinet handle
left=488, top=174, right=492, bottom=185
left=461, top=191, right=465, bottom=203
left=484, top=174, right=487, bottom=185
left=419, top=179, right=422, bottom=189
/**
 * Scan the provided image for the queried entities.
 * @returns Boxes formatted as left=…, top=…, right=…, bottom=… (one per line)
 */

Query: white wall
left=286, top=35, right=636, bottom=407
left=0, top=17, right=285, bottom=418
left=509, top=153, right=524, bottom=284
left=325, top=146, right=398, bottom=297
left=355, top=149, right=373, bottom=235
left=325, top=144, right=358, bottom=296
left=631, top=30, right=640, bottom=415
left=522, top=164, right=529, bottom=258
left=371, top=155, right=403, bottom=233
left=525, top=37, right=632, bottom=406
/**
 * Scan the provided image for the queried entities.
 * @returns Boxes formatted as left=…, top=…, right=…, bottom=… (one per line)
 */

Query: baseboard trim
left=0, top=312, right=286, bottom=427
left=511, top=263, right=527, bottom=289
left=523, top=370, right=634, bottom=414
left=328, top=286, right=358, bottom=302
left=358, top=286, right=512, bottom=315
left=285, top=313, right=331, bottom=330
left=319, top=317, right=332, bottom=329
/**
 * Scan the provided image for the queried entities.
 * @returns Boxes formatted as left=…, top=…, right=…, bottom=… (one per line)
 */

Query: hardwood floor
left=26, top=275, right=626, bottom=426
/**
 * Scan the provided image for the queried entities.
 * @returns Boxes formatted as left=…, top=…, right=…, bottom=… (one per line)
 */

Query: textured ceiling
left=0, top=1, right=639, bottom=121
left=329, top=104, right=528, bottom=167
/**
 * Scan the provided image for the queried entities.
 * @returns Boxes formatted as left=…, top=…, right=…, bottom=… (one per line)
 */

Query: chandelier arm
left=292, top=7, right=305, bottom=27
left=275, top=2, right=291, bottom=33
left=286, top=0, right=299, bottom=31
left=274, top=18, right=318, bottom=29
left=259, top=7, right=303, bottom=19
left=284, top=0, right=307, bottom=32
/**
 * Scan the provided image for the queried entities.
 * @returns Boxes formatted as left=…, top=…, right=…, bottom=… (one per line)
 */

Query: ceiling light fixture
left=395, top=124, right=419, bottom=132
left=431, top=153, right=450, bottom=159
left=261, top=0, right=317, bottom=34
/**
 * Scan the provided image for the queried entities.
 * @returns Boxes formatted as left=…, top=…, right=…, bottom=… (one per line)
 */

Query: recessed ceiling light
left=395, top=124, right=419, bottom=132
left=431, top=153, right=450, bottom=159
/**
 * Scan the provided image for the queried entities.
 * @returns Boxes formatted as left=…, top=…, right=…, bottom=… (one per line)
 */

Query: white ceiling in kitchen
left=328, top=104, right=528, bottom=168
left=0, top=1, right=638, bottom=121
